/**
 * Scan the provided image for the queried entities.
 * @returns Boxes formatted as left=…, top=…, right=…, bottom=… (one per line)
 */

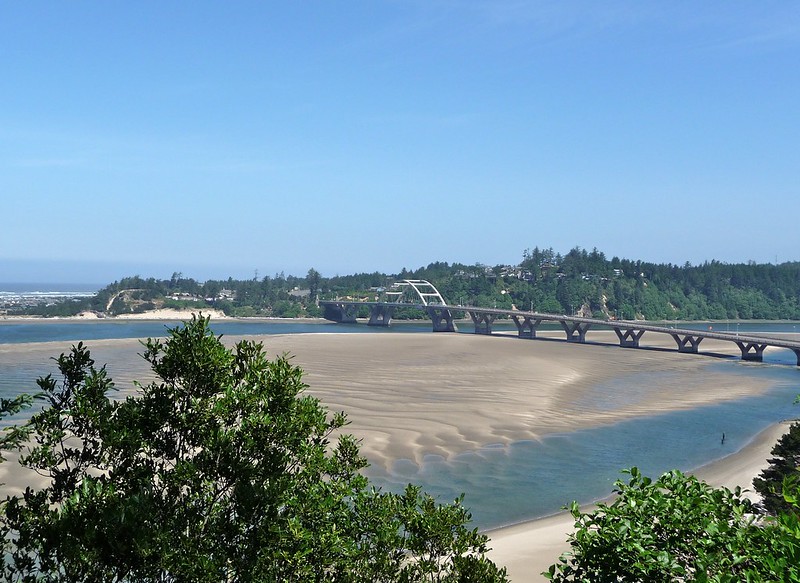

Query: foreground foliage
left=546, top=467, right=800, bottom=582
left=0, top=316, right=507, bottom=582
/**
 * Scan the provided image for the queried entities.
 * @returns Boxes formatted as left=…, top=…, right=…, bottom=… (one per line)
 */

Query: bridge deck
left=319, top=301, right=800, bottom=364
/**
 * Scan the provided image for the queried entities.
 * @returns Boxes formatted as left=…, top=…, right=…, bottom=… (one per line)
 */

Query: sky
left=2, top=1, right=799, bottom=283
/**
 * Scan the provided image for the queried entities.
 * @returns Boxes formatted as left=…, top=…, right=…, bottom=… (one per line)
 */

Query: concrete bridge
left=320, top=280, right=800, bottom=367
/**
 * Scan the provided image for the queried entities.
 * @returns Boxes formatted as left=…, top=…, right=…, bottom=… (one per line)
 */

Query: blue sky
left=2, top=2, right=799, bottom=283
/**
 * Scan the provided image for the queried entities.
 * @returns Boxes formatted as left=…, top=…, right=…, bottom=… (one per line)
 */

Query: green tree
left=546, top=468, right=800, bottom=582
left=1, top=316, right=506, bottom=582
left=307, top=267, right=322, bottom=301
left=754, top=421, right=800, bottom=516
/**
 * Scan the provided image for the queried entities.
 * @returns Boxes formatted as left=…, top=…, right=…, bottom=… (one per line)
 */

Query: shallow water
left=364, top=359, right=800, bottom=529
left=1, top=320, right=798, bottom=529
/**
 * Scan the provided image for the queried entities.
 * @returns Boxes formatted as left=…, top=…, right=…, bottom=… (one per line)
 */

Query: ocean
left=0, top=282, right=101, bottom=297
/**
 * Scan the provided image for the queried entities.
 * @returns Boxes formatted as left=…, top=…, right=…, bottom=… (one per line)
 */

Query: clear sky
left=2, top=2, right=799, bottom=283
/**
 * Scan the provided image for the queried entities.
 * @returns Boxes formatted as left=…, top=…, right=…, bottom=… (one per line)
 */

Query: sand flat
left=0, top=330, right=791, bottom=581
left=246, top=331, right=778, bottom=467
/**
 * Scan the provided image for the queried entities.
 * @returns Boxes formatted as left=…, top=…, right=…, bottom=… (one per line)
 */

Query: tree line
left=15, top=248, right=800, bottom=320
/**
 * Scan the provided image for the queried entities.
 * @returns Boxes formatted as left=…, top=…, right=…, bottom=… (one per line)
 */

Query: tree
left=754, top=421, right=800, bottom=516
left=545, top=468, right=800, bottom=582
left=307, top=267, right=322, bottom=302
left=1, top=316, right=507, bottom=582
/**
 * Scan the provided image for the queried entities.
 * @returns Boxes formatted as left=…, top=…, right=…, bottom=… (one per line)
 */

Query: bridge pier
left=322, top=302, right=359, bottom=323
left=427, top=306, right=457, bottom=332
left=367, top=304, right=395, bottom=327
left=511, top=315, right=543, bottom=339
left=793, top=349, right=800, bottom=366
left=736, top=341, right=768, bottom=362
left=671, top=334, right=704, bottom=353
left=561, top=321, right=591, bottom=343
left=469, top=311, right=496, bottom=335
left=614, top=328, right=646, bottom=348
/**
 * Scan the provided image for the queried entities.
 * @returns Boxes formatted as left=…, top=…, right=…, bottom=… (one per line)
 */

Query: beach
left=0, top=329, right=793, bottom=580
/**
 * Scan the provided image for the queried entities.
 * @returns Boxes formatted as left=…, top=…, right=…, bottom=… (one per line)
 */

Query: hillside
left=11, top=248, right=800, bottom=321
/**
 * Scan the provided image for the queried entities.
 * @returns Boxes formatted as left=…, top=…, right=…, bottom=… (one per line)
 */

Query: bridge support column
left=511, top=315, right=543, bottom=339
left=614, top=328, right=646, bottom=348
left=736, top=341, right=768, bottom=362
left=367, top=304, right=395, bottom=327
left=427, top=306, right=457, bottom=333
left=671, top=334, right=704, bottom=353
left=793, top=349, right=800, bottom=367
left=322, top=303, right=359, bottom=323
left=469, top=311, right=496, bottom=335
left=560, top=321, right=591, bottom=343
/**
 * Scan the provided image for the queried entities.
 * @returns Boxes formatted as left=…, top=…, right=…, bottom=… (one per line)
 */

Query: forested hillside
left=422, top=247, right=800, bottom=321
left=16, top=248, right=800, bottom=320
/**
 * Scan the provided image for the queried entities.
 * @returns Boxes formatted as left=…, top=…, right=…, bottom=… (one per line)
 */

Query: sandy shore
left=487, top=421, right=790, bottom=581
left=0, top=330, right=793, bottom=579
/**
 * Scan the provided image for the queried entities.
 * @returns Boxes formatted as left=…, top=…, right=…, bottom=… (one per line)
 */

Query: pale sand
left=0, top=330, right=794, bottom=580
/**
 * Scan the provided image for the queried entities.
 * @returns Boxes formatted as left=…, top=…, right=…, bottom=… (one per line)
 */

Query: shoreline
left=487, top=421, right=793, bottom=581
left=0, top=312, right=335, bottom=324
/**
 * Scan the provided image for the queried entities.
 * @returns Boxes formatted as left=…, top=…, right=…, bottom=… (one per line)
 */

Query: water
left=0, top=282, right=101, bottom=295
left=0, top=319, right=434, bottom=345
left=366, top=361, right=799, bottom=528
left=1, top=308, right=799, bottom=529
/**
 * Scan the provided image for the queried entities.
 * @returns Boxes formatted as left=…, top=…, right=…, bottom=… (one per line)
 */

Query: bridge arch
left=384, top=279, right=448, bottom=306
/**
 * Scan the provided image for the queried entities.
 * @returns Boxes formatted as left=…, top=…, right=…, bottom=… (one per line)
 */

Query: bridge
left=320, top=280, right=800, bottom=367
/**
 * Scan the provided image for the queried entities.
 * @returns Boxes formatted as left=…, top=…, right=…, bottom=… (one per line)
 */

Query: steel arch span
left=384, top=279, right=447, bottom=306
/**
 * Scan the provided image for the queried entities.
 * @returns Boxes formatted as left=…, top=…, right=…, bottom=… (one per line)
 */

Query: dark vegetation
left=546, top=468, right=800, bottom=581
left=13, top=247, right=800, bottom=320
left=755, top=421, right=800, bottom=516
left=0, top=317, right=507, bottom=582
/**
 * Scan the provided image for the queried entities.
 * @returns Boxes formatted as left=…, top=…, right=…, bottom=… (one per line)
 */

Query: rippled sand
left=0, top=331, right=778, bottom=467
left=0, top=330, right=786, bottom=581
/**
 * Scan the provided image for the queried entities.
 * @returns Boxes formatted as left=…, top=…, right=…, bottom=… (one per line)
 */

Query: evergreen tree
left=755, top=422, right=800, bottom=515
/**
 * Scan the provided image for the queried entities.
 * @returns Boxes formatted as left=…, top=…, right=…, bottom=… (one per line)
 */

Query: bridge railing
left=318, top=300, right=800, bottom=366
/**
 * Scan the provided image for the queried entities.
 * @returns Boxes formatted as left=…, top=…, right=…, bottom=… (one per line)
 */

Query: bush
left=546, top=468, right=800, bottom=582
left=754, top=421, right=800, bottom=516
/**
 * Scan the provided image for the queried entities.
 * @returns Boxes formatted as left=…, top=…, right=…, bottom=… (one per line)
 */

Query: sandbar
left=0, top=330, right=794, bottom=580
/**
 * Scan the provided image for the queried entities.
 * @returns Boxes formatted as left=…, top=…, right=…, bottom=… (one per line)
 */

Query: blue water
left=1, top=317, right=798, bottom=530
left=366, top=362, right=800, bottom=528
left=0, top=282, right=101, bottom=294
left=0, top=319, right=433, bottom=345
left=2, top=318, right=796, bottom=346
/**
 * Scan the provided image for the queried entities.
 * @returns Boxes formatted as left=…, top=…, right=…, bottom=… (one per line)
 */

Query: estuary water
left=0, top=318, right=799, bottom=529
left=366, top=363, right=799, bottom=528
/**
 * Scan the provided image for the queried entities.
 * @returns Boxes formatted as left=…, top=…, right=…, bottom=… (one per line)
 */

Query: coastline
left=0, top=308, right=232, bottom=321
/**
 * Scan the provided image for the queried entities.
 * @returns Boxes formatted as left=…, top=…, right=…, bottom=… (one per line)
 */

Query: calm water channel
left=1, top=318, right=798, bottom=529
